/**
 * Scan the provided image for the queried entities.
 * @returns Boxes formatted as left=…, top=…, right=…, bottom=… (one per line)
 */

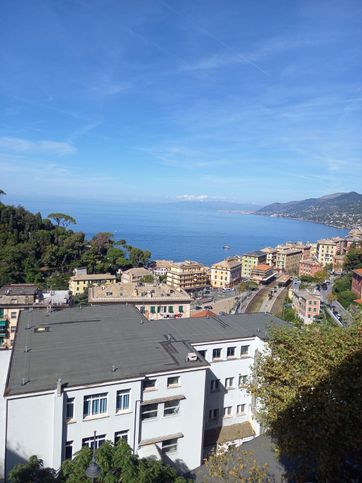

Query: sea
left=69, top=202, right=347, bottom=266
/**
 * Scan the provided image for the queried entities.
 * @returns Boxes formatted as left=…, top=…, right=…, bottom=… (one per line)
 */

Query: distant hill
left=256, top=192, right=362, bottom=228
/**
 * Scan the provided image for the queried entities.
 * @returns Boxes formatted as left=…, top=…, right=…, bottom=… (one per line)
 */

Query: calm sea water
left=72, top=203, right=347, bottom=266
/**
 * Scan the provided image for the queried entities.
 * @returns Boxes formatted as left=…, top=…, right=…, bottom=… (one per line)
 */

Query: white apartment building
left=316, top=239, right=340, bottom=267
left=210, top=257, right=242, bottom=289
left=0, top=306, right=288, bottom=479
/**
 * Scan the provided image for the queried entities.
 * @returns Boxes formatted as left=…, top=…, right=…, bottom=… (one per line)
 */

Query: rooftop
left=0, top=284, right=38, bottom=296
left=71, top=273, right=116, bottom=281
left=252, top=264, right=272, bottom=272
left=122, top=267, right=152, bottom=276
left=353, top=268, right=362, bottom=276
left=6, top=306, right=288, bottom=396
left=242, top=251, right=266, bottom=258
left=212, top=257, right=241, bottom=269
left=89, top=282, right=191, bottom=303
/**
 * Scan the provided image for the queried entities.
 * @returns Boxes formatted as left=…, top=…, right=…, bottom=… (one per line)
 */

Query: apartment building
left=121, top=267, right=153, bottom=283
left=291, top=289, right=320, bottom=324
left=275, top=249, right=303, bottom=274
left=260, top=247, right=277, bottom=267
left=241, top=252, right=267, bottom=278
left=166, top=261, right=210, bottom=291
left=299, top=258, right=323, bottom=278
left=210, top=257, right=242, bottom=289
left=150, top=260, right=174, bottom=277
left=0, top=306, right=288, bottom=479
left=352, top=268, right=362, bottom=299
left=332, top=254, right=345, bottom=275
left=316, top=237, right=348, bottom=267
left=88, top=282, right=191, bottom=319
left=69, top=271, right=116, bottom=295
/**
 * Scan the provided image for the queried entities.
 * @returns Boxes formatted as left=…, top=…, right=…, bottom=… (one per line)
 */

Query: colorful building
left=291, top=289, right=321, bottom=324
left=299, top=258, right=323, bottom=277
left=241, top=252, right=267, bottom=278
left=166, top=261, right=210, bottom=291
left=210, top=257, right=242, bottom=289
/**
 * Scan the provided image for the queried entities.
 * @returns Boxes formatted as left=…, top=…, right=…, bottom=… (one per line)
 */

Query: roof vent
left=112, top=364, right=117, bottom=372
left=187, top=352, right=198, bottom=362
left=21, top=377, right=29, bottom=386
left=34, top=326, right=50, bottom=333
left=24, top=346, right=30, bottom=353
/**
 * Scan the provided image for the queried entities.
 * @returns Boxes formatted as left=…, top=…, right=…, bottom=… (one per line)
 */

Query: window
left=224, top=406, right=232, bottom=417
left=141, top=403, right=158, bottom=420
left=66, top=397, right=74, bottom=420
left=11, top=326, right=16, bottom=333
left=198, top=350, right=207, bottom=359
left=167, top=376, right=180, bottom=387
left=168, top=306, right=174, bottom=313
left=83, top=393, right=107, bottom=418
left=208, top=408, right=219, bottom=420
left=116, top=390, right=130, bottom=412
left=150, top=306, right=156, bottom=314
left=10, top=311, right=17, bottom=319
left=65, top=441, right=73, bottom=460
left=143, top=379, right=156, bottom=391
left=237, top=404, right=246, bottom=415
left=239, top=375, right=248, bottom=387
left=164, top=399, right=180, bottom=416
left=225, top=377, right=234, bottom=389
left=115, top=430, right=129, bottom=444
left=82, top=434, right=106, bottom=449
left=161, top=438, right=178, bottom=454
left=210, top=379, right=220, bottom=392
left=212, top=348, right=221, bottom=360
left=240, top=345, right=249, bottom=356
left=178, top=305, right=184, bottom=313
left=227, top=346, right=236, bottom=358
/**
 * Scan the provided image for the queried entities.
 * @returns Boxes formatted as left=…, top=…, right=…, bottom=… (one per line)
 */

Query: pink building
left=292, top=289, right=321, bottom=324
left=299, top=258, right=323, bottom=277
left=352, top=268, right=362, bottom=299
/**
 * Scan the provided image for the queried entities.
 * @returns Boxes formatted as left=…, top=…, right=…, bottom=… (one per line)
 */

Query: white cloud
left=0, top=137, right=76, bottom=155
left=176, top=194, right=210, bottom=202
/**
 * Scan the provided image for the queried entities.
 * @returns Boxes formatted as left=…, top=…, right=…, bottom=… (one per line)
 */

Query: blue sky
left=1, top=0, right=362, bottom=206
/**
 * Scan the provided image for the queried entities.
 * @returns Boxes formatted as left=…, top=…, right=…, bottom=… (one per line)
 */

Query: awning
left=204, top=422, right=255, bottom=447
left=139, top=432, right=184, bottom=447
left=141, top=394, right=185, bottom=406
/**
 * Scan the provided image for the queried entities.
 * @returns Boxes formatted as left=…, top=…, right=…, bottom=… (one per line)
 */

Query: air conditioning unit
left=187, top=352, right=198, bottom=362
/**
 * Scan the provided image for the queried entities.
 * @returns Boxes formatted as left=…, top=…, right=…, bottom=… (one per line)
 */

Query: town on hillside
left=1, top=219, right=362, bottom=480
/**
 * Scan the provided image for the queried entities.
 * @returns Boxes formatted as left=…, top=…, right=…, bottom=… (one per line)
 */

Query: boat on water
left=223, top=245, right=231, bottom=249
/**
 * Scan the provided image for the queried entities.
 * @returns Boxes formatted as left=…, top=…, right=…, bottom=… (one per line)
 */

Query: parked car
left=204, top=305, right=213, bottom=309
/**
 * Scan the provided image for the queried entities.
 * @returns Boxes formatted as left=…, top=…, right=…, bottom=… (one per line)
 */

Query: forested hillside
left=0, top=200, right=151, bottom=288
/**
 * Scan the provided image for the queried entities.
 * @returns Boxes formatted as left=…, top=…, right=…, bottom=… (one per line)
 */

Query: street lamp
left=85, top=431, right=101, bottom=482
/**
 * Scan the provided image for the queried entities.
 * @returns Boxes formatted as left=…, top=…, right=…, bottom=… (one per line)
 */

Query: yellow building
left=275, top=249, right=302, bottom=274
left=210, top=257, right=242, bottom=288
left=316, top=239, right=338, bottom=267
left=241, top=251, right=267, bottom=278
left=166, top=261, right=210, bottom=291
left=69, top=272, right=116, bottom=295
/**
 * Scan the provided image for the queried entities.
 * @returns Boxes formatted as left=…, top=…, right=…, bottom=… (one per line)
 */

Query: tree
left=344, top=245, right=362, bottom=271
left=313, top=269, right=328, bottom=285
left=203, top=448, right=271, bottom=482
left=9, top=455, right=57, bottom=482
left=251, top=316, right=362, bottom=481
left=48, top=213, right=77, bottom=227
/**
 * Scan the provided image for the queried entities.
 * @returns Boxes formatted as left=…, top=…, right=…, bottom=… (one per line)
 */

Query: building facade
left=0, top=306, right=288, bottom=479
left=298, top=258, right=323, bottom=278
left=166, top=261, right=210, bottom=291
left=69, top=272, right=116, bottom=295
left=121, top=268, right=154, bottom=284
left=210, top=257, right=242, bottom=289
left=291, top=289, right=320, bottom=324
left=275, top=249, right=302, bottom=274
left=352, top=268, right=362, bottom=299
left=241, top=252, right=267, bottom=278
left=88, top=282, right=192, bottom=319
left=250, top=265, right=275, bottom=284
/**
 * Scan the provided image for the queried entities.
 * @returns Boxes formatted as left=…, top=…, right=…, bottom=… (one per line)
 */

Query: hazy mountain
left=256, top=192, right=362, bottom=228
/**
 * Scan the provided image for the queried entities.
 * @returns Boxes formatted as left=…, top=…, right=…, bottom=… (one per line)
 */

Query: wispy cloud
left=0, top=137, right=76, bottom=155
left=176, top=194, right=210, bottom=201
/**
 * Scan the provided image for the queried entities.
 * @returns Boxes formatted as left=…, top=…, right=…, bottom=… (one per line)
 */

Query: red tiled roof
left=353, top=268, right=362, bottom=275
left=353, top=299, right=362, bottom=305
left=254, top=264, right=271, bottom=271
left=191, top=309, right=217, bottom=318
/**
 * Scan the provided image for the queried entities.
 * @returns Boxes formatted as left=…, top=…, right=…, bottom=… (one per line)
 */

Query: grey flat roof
left=0, top=284, right=37, bottom=296
left=243, top=251, right=266, bottom=258
left=6, top=305, right=288, bottom=396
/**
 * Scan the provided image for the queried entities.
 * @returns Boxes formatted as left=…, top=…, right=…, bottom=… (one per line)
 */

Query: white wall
left=193, top=337, right=265, bottom=433
left=0, top=350, right=11, bottom=480
left=140, top=369, right=206, bottom=471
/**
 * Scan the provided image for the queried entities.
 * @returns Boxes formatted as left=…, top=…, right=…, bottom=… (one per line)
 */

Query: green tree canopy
left=47, top=213, right=77, bottom=227
left=251, top=316, right=362, bottom=481
left=9, top=455, right=57, bottom=483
